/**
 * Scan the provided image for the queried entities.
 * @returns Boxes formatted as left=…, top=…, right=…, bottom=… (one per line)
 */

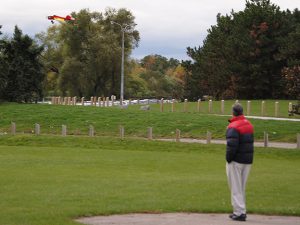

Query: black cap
left=232, top=103, right=243, bottom=116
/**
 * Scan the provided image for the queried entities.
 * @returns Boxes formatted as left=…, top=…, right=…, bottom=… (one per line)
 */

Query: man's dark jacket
left=226, top=115, right=254, bottom=164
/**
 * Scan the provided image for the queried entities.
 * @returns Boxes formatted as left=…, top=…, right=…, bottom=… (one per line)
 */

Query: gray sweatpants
left=226, top=161, right=252, bottom=216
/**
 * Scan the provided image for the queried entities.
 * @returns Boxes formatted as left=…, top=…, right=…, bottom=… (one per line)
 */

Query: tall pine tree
left=1, top=26, right=44, bottom=102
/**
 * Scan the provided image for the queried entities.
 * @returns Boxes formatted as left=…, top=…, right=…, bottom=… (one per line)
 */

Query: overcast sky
left=0, top=0, right=299, bottom=60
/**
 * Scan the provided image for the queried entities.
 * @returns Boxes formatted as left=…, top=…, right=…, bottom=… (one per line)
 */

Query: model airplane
left=47, top=15, right=75, bottom=24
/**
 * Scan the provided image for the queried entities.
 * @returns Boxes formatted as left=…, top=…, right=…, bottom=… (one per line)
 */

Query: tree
left=38, top=8, right=140, bottom=98
left=0, top=25, right=8, bottom=97
left=1, top=26, right=44, bottom=102
left=183, top=0, right=299, bottom=100
left=127, top=55, right=185, bottom=99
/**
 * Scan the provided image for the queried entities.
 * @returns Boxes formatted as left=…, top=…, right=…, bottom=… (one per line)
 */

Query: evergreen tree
left=2, top=26, right=44, bottom=102
left=183, top=0, right=299, bottom=100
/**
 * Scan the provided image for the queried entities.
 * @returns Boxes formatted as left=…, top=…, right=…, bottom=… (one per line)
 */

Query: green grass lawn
left=0, top=102, right=299, bottom=142
left=0, top=136, right=299, bottom=225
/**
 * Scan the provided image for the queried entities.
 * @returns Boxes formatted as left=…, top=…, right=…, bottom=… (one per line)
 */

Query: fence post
left=81, top=97, right=85, bottom=106
left=73, top=96, right=77, bottom=106
left=160, top=98, right=164, bottom=112
left=197, top=99, right=201, bottom=112
left=11, top=122, right=16, bottom=135
left=247, top=101, right=251, bottom=116
left=172, top=99, right=175, bottom=112
left=208, top=100, right=213, bottom=113
left=264, top=131, right=269, bottom=147
left=221, top=100, right=225, bottom=114
left=89, top=125, right=94, bottom=137
left=111, top=95, right=115, bottom=106
left=119, top=125, right=124, bottom=139
left=35, top=123, right=40, bottom=135
left=148, top=127, right=153, bottom=140
left=289, top=102, right=293, bottom=112
left=106, top=97, right=109, bottom=107
left=176, top=129, right=181, bottom=142
left=206, top=131, right=212, bottom=144
left=297, top=134, right=300, bottom=149
left=261, top=101, right=266, bottom=116
left=184, top=99, right=188, bottom=112
left=62, top=125, right=67, bottom=137
left=275, top=101, right=279, bottom=117
left=102, top=97, right=105, bottom=107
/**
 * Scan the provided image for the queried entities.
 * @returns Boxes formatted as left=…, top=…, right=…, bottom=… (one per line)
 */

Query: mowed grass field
left=0, top=101, right=299, bottom=142
left=0, top=136, right=299, bottom=225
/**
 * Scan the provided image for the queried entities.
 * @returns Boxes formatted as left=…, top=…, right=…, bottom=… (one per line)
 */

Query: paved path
left=76, top=213, right=300, bottom=225
left=216, top=114, right=300, bottom=122
left=157, top=138, right=298, bottom=149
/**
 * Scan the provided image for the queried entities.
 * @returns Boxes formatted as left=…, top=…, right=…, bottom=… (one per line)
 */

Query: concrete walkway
left=157, top=138, right=298, bottom=149
left=216, top=114, right=300, bottom=122
left=76, top=213, right=300, bottom=225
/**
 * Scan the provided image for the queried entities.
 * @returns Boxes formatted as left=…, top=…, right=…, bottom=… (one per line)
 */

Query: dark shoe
left=229, top=214, right=246, bottom=221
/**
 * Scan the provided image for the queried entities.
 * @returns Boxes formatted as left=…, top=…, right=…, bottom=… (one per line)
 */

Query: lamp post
left=111, top=21, right=130, bottom=105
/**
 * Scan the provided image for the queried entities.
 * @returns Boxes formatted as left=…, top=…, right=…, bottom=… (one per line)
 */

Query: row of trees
left=183, top=0, right=300, bottom=100
left=0, top=1, right=299, bottom=102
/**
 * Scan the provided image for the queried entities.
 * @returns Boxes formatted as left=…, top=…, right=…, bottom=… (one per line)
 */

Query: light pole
left=111, top=21, right=130, bottom=105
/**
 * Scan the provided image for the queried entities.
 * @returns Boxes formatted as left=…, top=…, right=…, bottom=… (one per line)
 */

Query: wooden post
left=297, top=134, right=300, bottom=149
left=172, top=99, right=175, bottom=112
left=98, top=97, right=101, bottom=107
left=106, top=97, right=109, bottom=107
left=119, top=126, right=124, bottom=139
left=208, top=100, right=212, bottom=113
left=90, top=97, right=94, bottom=106
left=261, top=101, right=266, bottom=116
left=147, top=99, right=150, bottom=105
left=64, top=97, right=67, bottom=105
left=289, top=102, right=293, bottom=112
left=73, top=96, right=77, bottom=106
left=148, top=127, right=153, bottom=140
left=81, top=97, right=85, bottom=106
left=221, top=100, right=225, bottom=114
left=160, top=98, right=164, bottom=112
left=137, top=99, right=140, bottom=105
left=275, top=101, right=279, bottom=117
left=206, top=131, right=212, bottom=144
left=89, top=125, right=94, bottom=137
left=197, top=99, right=201, bottom=112
left=129, top=99, right=132, bottom=105
left=247, top=101, right=251, bottom=116
left=102, top=97, right=106, bottom=107
left=35, top=123, right=40, bottom=135
left=62, top=125, right=67, bottom=137
left=184, top=99, right=188, bottom=112
left=264, top=131, right=269, bottom=147
left=111, top=96, right=115, bottom=106
left=11, top=122, right=16, bottom=135
left=176, top=129, right=181, bottom=142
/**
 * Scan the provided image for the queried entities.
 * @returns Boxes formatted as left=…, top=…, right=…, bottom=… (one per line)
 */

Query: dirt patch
left=76, top=213, right=300, bottom=225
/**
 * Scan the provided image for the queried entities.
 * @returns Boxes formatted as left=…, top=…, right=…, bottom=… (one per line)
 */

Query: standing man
left=226, top=103, right=254, bottom=221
